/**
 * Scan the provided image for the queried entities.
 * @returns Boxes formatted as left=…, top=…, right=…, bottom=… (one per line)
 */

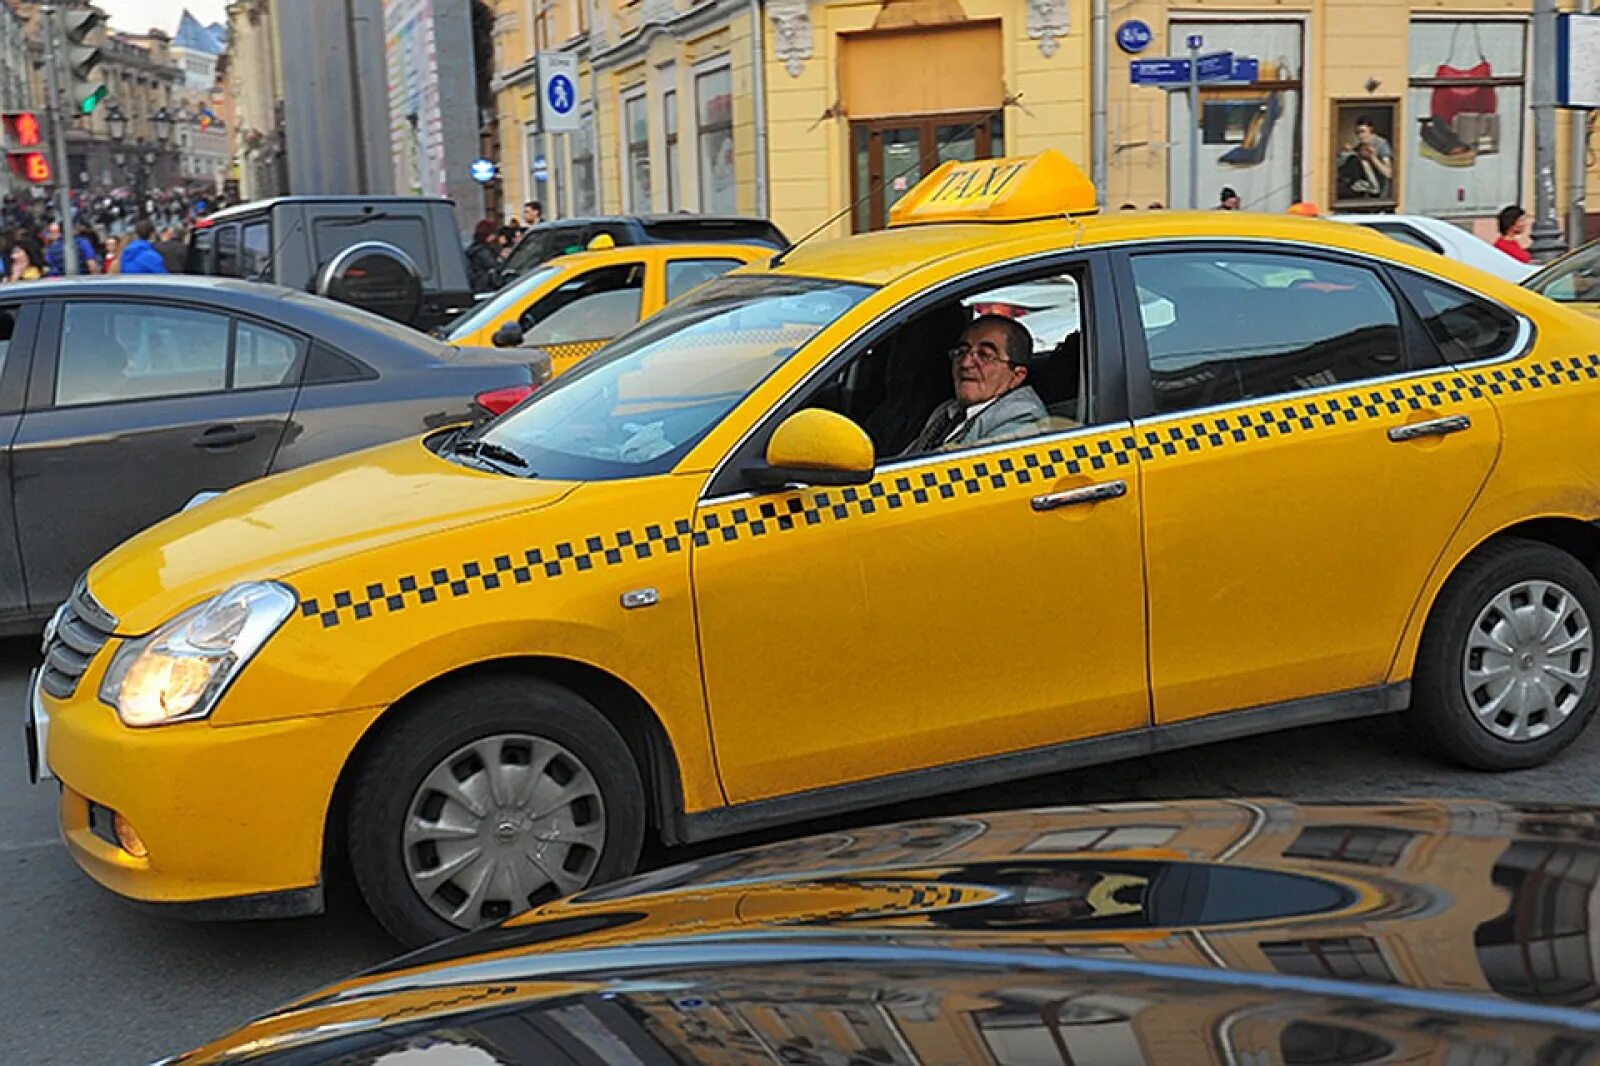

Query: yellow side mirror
left=750, top=409, right=875, bottom=487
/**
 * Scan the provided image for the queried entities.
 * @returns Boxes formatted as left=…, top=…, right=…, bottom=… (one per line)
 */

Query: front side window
left=1527, top=244, right=1600, bottom=304
left=1395, top=271, right=1521, bottom=364
left=795, top=266, right=1094, bottom=461
left=241, top=221, right=271, bottom=278
left=56, top=303, right=230, bottom=407
left=696, top=65, right=735, bottom=213
left=665, top=258, right=745, bottom=303
left=474, top=275, right=873, bottom=480
left=521, top=263, right=645, bottom=344
left=1130, top=250, right=1404, bottom=416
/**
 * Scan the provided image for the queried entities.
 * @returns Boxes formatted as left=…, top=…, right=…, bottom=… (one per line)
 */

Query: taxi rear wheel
left=1412, top=539, right=1600, bottom=770
left=347, top=676, right=646, bottom=947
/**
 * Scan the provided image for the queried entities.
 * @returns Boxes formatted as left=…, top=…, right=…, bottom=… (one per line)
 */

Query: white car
left=1329, top=213, right=1535, bottom=283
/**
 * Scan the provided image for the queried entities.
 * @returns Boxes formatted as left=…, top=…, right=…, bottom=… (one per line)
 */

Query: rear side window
left=1394, top=273, right=1521, bottom=365
left=303, top=343, right=372, bottom=384
left=1131, top=250, right=1404, bottom=415
left=311, top=216, right=435, bottom=281
left=665, top=258, right=745, bottom=302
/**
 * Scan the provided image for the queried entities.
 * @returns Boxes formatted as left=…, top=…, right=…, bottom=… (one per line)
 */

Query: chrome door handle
left=1387, top=415, right=1471, bottom=443
left=1031, top=480, right=1128, bottom=512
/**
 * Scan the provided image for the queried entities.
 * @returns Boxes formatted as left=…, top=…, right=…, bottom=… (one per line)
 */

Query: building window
left=1476, top=841, right=1600, bottom=1005
left=1168, top=20, right=1303, bottom=212
left=695, top=64, right=735, bottom=214
left=663, top=87, right=679, bottom=211
left=623, top=90, right=650, bottom=212
left=1406, top=19, right=1526, bottom=217
left=572, top=109, right=597, bottom=215
left=1283, top=825, right=1417, bottom=867
left=1262, top=937, right=1397, bottom=985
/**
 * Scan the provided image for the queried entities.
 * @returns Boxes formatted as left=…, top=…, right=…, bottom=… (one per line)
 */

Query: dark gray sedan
left=0, top=276, right=541, bottom=632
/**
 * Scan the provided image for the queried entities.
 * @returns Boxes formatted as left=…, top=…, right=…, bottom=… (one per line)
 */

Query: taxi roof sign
left=888, top=150, right=1099, bottom=227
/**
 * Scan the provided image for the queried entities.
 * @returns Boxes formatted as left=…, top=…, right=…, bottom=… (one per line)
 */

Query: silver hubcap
left=404, top=733, right=607, bottom=929
left=1463, top=579, right=1594, bottom=742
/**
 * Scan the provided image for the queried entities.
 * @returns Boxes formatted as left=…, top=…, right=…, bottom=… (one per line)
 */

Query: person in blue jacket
left=118, top=219, right=168, bottom=275
left=44, top=220, right=100, bottom=276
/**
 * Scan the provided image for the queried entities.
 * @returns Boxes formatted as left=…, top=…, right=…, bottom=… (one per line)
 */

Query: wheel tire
left=347, top=676, right=646, bottom=948
left=1410, top=537, right=1600, bottom=771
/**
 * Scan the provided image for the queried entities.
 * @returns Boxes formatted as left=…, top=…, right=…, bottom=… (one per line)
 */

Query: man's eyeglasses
left=947, top=343, right=1013, bottom=368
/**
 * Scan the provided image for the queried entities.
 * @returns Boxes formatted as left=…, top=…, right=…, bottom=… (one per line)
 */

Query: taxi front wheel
left=346, top=676, right=646, bottom=947
left=1411, top=538, right=1600, bottom=771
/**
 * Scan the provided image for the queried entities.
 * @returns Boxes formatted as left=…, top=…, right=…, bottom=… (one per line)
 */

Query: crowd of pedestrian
left=0, top=187, right=224, bottom=284
left=466, top=200, right=544, bottom=291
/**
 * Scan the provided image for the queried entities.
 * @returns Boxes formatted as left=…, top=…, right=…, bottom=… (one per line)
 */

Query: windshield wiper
left=450, top=436, right=529, bottom=472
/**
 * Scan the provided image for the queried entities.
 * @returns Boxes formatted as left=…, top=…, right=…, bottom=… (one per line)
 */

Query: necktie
left=915, top=405, right=961, bottom=453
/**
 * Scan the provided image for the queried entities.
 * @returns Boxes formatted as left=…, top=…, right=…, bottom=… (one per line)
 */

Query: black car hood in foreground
left=173, top=800, right=1600, bottom=1063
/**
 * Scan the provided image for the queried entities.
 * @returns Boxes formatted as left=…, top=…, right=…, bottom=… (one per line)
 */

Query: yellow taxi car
left=34, top=151, right=1600, bottom=947
left=442, top=240, right=771, bottom=377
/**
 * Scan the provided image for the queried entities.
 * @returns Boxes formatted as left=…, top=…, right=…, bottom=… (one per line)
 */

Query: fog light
left=113, top=813, right=147, bottom=858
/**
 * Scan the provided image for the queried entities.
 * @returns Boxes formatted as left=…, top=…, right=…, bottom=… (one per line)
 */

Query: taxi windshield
left=1527, top=243, right=1600, bottom=303
left=472, top=275, right=873, bottom=480
left=443, top=266, right=561, bottom=340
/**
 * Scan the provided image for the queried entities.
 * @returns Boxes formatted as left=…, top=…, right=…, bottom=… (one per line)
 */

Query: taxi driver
left=903, top=314, right=1048, bottom=455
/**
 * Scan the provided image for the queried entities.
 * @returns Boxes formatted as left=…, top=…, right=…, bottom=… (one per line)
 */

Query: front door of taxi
left=1123, top=246, right=1501, bottom=724
left=692, top=264, right=1149, bottom=805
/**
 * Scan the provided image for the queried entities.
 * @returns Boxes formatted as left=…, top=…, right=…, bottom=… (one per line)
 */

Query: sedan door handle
left=193, top=425, right=257, bottom=449
left=1387, top=414, right=1471, bottom=443
left=1031, top=480, right=1128, bottom=512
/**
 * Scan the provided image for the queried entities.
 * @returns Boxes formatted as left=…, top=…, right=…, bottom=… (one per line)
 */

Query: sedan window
left=665, top=258, right=746, bottom=303
left=520, top=263, right=644, bottom=343
left=1131, top=250, right=1403, bottom=415
left=56, top=303, right=230, bottom=407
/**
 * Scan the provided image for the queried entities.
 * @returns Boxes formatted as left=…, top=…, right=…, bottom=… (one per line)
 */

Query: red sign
left=4, top=112, right=41, bottom=148
left=8, top=152, right=51, bottom=184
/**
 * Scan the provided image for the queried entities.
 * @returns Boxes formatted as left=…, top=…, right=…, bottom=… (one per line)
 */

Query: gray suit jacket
left=905, top=385, right=1049, bottom=456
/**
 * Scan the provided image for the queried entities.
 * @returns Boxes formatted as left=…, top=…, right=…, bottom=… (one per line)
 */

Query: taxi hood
left=89, top=434, right=577, bottom=635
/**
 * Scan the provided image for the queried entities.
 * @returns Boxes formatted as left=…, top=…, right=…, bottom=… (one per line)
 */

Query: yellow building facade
left=491, top=0, right=1599, bottom=244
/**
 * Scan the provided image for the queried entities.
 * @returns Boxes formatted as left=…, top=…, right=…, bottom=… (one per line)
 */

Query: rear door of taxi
left=1117, top=242, right=1503, bottom=726
left=693, top=252, right=1152, bottom=804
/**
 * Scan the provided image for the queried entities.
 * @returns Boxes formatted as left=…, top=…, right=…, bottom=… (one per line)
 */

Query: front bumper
left=49, top=691, right=384, bottom=910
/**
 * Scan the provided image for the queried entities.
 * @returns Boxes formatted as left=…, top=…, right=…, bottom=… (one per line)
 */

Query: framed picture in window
left=1330, top=99, right=1399, bottom=213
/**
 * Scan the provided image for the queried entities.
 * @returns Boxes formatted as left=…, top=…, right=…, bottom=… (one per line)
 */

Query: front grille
left=40, top=579, right=117, bottom=701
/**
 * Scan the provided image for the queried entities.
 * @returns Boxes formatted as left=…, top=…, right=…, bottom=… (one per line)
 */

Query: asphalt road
left=9, top=636, right=1600, bottom=1065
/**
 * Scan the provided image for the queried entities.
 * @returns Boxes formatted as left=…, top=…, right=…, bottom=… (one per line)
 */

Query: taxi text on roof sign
left=888, top=149, right=1099, bottom=227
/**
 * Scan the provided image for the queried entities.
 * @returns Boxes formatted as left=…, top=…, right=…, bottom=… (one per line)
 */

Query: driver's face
left=951, top=321, right=1027, bottom=407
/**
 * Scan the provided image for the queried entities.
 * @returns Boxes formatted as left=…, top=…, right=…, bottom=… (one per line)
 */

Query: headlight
left=99, top=582, right=297, bottom=728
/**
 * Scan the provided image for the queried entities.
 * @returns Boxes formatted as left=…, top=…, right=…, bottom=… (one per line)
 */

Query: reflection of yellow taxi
left=443, top=241, right=772, bottom=376
left=39, top=150, right=1600, bottom=947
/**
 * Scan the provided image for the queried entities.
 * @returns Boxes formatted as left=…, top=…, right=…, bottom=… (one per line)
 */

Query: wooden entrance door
left=850, top=112, right=1004, bottom=232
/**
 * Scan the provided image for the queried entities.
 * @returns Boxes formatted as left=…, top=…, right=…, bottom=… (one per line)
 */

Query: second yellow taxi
left=442, top=239, right=771, bottom=376
left=35, top=151, right=1600, bottom=946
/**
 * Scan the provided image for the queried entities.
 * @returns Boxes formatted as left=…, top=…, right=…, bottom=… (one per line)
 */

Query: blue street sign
left=470, top=158, right=498, bottom=184
left=1130, top=58, right=1191, bottom=86
left=1231, top=57, right=1260, bottom=83
left=1115, top=19, right=1153, bottom=54
left=1195, top=51, right=1235, bottom=80
left=1186, top=34, right=1204, bottom=50
left=546, top=74, right=576, bottom=115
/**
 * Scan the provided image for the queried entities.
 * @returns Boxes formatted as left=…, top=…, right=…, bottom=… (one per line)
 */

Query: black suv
left=502, top=214, right=788, bottom=281
left=187, top=197, right=478, bottom=333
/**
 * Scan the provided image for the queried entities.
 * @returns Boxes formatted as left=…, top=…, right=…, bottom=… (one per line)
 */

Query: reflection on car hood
left=174, top=799, right=1600, bottom=1063
left=90, top=434, right=576, bottom=634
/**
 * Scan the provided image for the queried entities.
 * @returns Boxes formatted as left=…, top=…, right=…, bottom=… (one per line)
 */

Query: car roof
left=205, top=196, right=456, bottom=222
left=765, top=211, right=1446, bottom=288
left=533, top=214, right=776, bottom=227
left=537, top=241, right=775, bottom=272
